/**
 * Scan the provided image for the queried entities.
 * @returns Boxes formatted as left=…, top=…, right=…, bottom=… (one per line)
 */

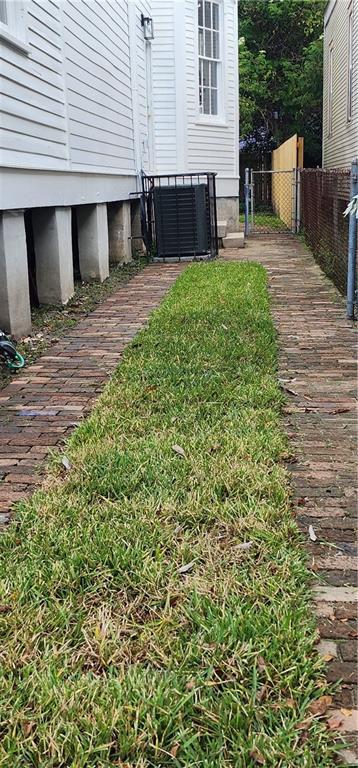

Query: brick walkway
left=0, top=264, right=184, bottom=521
left=223, top=236, right=357, bottom=764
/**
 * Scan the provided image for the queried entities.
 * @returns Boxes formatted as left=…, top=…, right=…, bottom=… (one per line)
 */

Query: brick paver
left=0, top=264, right=184, bottom=521
left=223, top=236, right=357, bottom=764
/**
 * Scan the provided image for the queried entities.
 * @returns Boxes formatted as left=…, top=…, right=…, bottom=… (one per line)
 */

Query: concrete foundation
left=32, top=207, right=74, bottom=305
left=0, top=210, right=31, bottom=338
left=108, top=201, right=132, bottom=264
left=77, top=203, right=109, bottom=282
left=216, top=197, right=241, bottom=233
left=130, top=199, right=144, bottom=256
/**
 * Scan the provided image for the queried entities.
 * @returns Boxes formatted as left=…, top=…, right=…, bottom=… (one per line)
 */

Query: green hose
left=6, top=351, right=25, bottom=370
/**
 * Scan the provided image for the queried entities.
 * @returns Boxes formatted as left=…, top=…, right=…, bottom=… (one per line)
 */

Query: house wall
left=0, top=0, right=149, bottom=209
left=151, top=0, right=239, bottom=204
left=323, top=0, right=358, bottom=169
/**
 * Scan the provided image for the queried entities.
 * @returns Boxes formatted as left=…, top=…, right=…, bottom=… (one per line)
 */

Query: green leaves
left=239, top=0, right=326, bottom=164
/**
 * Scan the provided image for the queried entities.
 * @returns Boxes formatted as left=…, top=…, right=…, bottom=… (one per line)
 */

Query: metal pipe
left=244, top=167, right=250, bottom=236
left=347, top=158, right=358, bottom=320
left=250, top=169, right=254, bottom=229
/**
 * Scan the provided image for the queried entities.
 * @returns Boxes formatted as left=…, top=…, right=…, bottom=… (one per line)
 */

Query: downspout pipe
left=347, top=158, right=358, bottom=320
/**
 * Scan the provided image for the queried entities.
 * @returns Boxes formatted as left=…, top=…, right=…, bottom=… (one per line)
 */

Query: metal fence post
left=347, top=158, right=358, bottom=320
left=250, top=169, right=254, bottom=229
left=244, top=168, right=250, bottom=236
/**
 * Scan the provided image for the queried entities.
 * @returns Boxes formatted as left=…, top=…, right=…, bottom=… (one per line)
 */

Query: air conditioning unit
left=153, top=184, right=211, bottom=259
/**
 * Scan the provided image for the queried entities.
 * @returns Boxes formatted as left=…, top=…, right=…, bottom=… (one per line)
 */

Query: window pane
left=198, top=0, right=203, bottom=26
left=0, top=0, right=7, bottom=23
left=205, top=0, right=211, bottom=28
left=198, top=27, right=204, bottom=55
left=211, top=88, right=218, bottom=115
left=212, top=3, right=219, bottom=30
left=205, top=29, right=212, bottom=57
left=203, top=59, right=210, bottom=87
left=212, top=30, right=219, bottom=59
left=203, top=87, right=210, bottom=114
left=211, top=61, right=217, bottom=88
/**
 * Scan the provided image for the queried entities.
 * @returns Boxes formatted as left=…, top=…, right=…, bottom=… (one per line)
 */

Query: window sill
left=0, top=27, right=31, bottom=54
left=195, top=117, right=228, bottom=128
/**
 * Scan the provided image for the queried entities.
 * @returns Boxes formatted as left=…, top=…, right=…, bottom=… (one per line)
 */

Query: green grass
left=0, top=262, right=338, bottom=767
left=239, top=213, right=289, bottom=232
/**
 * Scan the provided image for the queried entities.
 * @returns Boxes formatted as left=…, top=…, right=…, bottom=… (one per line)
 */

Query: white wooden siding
left=0, top=0, right=239, bottom=209
left=185, top=0, right=238, bottom=181
left=63, top=0, right=134, bottom=171
left=0, top=0, right=141, bottom=174
left=323, top=0, right=358, bottom=169
left=151, top=0, right=177, bottom=172
left=0, top=0, right=67, bottom=168
left=151, top=0, right=239, bottom=191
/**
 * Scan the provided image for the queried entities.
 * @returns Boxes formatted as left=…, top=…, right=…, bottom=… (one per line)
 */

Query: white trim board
left=0, top=168, right=138, bottom=210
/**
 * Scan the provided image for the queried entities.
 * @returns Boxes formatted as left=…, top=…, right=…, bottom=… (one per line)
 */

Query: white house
left=322, top=0, right=358, bottom=169
left=0, top=0, right=239, bottom=337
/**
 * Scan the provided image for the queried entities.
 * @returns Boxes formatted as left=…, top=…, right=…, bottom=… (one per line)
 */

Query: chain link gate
left=244, top=168, right=301, bottom=235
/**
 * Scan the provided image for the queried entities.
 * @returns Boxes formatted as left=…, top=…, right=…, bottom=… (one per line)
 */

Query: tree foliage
left=239, top=0, right=326, bottom=166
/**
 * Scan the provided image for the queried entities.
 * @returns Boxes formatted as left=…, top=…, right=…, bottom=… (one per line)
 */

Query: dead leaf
left=236, top=540, right=253, bottom=550
left=309, top=695, right=332, bottom=716
left=0, top=604, right=11, bottom=614
left=177, top=560, right=195, bottom=575
left=62, top=455, right=71, bottom=471
left=249, top=747, right=265, bottom=765
left=186, top=679, right=196, bottom=691
left=341, top=708, right=352, bottom=717
left=285, top=387, right=299, bottom=397
left=285, top=698, right=295, bottom=708
left=296, top=717, right=313, bottom=730
left=257, top=684, right=268, bottom=703
left=257, top=656, right=266, bottom=671
left=172, top=444, right=185, bottom=458
left=327, top=715, right=343, bottom=731
left=209, top=443, right=221, bottom=453
left=308, top=525, right=317, bottom=542
left=170, top=743, right=180, bottom=757
left=21, top=721, right=34, bottom=736
left=328, top=408, right=350, bottom=415
left=297, top=497, right=308, bottom=507
left=322, top=654, right=335, bottom=662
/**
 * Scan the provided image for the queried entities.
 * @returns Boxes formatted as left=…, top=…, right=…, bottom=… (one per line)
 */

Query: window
left=198, top=1, right=221, bottom=117
left=347, top=5, right=353, bottom=121
left=328, top=43, right=333, bottom=136
left=0, top=1, right=7, bottom=24
left=0, top=1, right=29, bottom=53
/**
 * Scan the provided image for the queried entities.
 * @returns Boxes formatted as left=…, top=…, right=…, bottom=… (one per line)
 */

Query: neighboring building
left=0, top=0, right=239, bottom=337
left=323, top=0, right=358, bottom=168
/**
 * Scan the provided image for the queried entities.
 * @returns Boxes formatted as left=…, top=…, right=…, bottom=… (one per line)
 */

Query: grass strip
left=0, top=262, right=337, bottom=767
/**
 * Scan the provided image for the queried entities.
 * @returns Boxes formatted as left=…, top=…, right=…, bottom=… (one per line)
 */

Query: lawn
left=239, top=212, right=289, bottom=232
left=0, top=262, right=337, bottom=767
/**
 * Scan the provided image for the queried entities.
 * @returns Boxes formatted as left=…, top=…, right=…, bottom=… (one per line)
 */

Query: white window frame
left=197, top=0, right=225, bottom=124
left=328, top=42, right=333, bottom=137
left=0, top=1, right=30, bottom=54
left=347, top=3, right=353, bottom=122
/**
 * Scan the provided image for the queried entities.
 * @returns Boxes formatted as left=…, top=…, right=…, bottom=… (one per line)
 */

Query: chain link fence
left=300, top=168, right=352, bottom=295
